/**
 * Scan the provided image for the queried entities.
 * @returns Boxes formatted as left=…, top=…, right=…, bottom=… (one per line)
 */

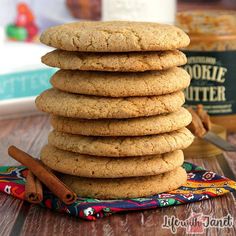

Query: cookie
left=41, top=50, right=187, bottom=72
left=51, top=67, right=190, bottom=97
left=40, top=21, right=190, bottom=52
left=48, top=128, right=194, bottom=157
left=41, top=145, right=184, bottom=178
left=60, top=167, right=187, bottom=199
left=35, top=89, right=185, bottom=119
left=50, top=107, right=192, bottom=136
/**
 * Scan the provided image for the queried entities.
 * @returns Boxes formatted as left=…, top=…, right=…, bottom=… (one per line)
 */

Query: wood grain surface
left=0, top=114, right=235, bottom=236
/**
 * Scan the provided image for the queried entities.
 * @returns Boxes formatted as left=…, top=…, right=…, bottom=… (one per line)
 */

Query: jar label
left=183, top=50, right=236, bottom=116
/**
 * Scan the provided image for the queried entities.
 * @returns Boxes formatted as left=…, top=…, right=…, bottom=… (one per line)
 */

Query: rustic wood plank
left=0, top=115, right=49, bottom=165
left=0, top=115, right=50, bottom=236
left=0, top=193, right=24, bottom=236
left=0, top=119, right=18, bottom=139
left=9, top=201, right=31, bottom=236
left=20, top=192, right=236, bottom=235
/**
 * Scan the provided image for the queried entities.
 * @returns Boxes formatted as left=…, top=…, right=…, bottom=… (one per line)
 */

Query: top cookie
left=40, top=21, right=190, bottom=52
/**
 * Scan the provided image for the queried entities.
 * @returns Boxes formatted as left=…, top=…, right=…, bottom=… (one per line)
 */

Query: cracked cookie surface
left=50, top=107, right=192, bottom=136
left=42, top=50, right=187, bottom=72
left=60, top=167, right=187, bottom=199
left=48, top=128, right=194, bottom=157
left=40, top=21, right=190, bottom=52
left=41, top=145, right=184, bottom=178
left=51, top=67, right=190, bottom=97
left=35, top=89, right=185, bottom=119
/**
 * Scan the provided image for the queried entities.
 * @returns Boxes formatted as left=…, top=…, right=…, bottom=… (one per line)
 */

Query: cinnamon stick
left=25, top=171, right=43, bottom=204
left=8, top=146, right=77, bottom=205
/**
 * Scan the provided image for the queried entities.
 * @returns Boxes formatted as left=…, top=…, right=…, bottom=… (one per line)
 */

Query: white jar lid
left=102, top=0, right=176, bottom=24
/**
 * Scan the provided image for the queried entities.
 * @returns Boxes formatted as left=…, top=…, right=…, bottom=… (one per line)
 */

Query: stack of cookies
left=36, top=21, right=194, bottom=199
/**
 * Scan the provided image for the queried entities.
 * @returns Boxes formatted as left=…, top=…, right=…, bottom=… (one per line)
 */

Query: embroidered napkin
left=0, top=162, right=235, bottom=220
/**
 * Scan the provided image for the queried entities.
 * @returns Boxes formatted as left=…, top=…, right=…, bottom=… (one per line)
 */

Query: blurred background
left=1, top=0, right=236, bottom=32
left=0, top=0, right=236, bottom=121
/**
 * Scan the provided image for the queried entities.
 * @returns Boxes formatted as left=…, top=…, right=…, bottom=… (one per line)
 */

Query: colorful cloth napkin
left=0, top=162, right=235, bottom=220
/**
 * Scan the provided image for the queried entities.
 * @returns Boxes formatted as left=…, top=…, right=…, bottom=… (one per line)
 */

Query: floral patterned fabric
left=0, top=162, right=235, bottom=220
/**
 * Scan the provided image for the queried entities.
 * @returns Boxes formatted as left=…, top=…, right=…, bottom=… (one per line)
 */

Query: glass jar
left=102, top=0, right=176, bottom=24
left=177, top=10, right=236, bottom=132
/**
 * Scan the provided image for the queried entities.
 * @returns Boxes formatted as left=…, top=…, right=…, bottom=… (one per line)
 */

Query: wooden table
left=0, top=115, right=236, bottom=236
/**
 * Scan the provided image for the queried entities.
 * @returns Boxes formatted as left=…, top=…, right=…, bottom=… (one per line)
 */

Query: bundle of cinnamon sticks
left=25, top=170, right=43, bottom=204
left=8, top=146, right=77, bottom=205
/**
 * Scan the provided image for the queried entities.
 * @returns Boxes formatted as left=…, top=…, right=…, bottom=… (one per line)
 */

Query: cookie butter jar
left=177, top=11, right=236, bottom=132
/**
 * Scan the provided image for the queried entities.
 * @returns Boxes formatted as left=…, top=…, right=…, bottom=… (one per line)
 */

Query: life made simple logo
left=161, top=212, right=233, bottom=234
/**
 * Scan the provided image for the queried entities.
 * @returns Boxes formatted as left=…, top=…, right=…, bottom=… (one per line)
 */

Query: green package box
left=0, top=68, right=56, bottom=101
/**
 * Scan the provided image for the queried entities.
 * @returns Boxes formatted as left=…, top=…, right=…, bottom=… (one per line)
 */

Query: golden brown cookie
left=48, top=128, right=194, bottom=157
left=51, top=67, right=190, bottom=97
left=41, top=145, right=184, bottom=178
left=50, top=107, right=192, bottom=136
left=41, top=50, right=187, bottom=72
left=40, top=21, right=190, bottom=52
left=60, top=167, right=187, bottom=199
left=35, top=89, right=185, bottom=119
